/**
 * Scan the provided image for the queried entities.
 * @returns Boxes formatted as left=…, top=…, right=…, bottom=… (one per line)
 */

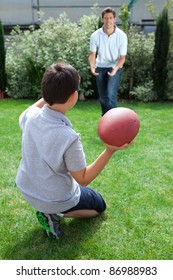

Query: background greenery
left=152, top=7, right=170, bottom=101
left=5, top=11, right=155, bottom=101
left=0, top=3, right=171, bottom=102
left=5, top=12, right=98, bottom=100
left=0, top=19, right=6, bottom=95
left=0, top=99, right=172, bottom=260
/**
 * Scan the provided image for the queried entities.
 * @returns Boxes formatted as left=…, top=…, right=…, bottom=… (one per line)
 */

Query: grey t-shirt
left=16, top=104, right=86, bottom=213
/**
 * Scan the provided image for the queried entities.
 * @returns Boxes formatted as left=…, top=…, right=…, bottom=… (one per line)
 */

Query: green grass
left=0, top=99, right=173, bottom=260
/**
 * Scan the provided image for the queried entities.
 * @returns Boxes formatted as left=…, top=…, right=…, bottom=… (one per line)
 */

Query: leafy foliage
left=5, top=9, right=168, bottom=103
left=130, top=80, right=156, bottom=102
left=6, top=13, right=98, bottom=99
left=118, top=4, right=131, bottom=34
left=119, top=27, right=154, bottom=100
left=152, top=7, right=170, bottom=100
left=166, top=21, right=173, bottom=100
left=0, top=19, right=6, bottom=95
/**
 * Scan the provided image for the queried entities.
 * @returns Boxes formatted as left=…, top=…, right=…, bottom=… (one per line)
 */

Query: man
left=89, top=7, right=128, bottom=115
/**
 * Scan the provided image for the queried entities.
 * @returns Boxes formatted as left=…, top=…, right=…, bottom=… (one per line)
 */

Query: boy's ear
left=68, top=92, right=75, bottom=102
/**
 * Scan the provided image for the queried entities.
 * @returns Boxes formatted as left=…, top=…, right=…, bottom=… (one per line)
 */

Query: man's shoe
left=36, top=211, right=62, bottom=239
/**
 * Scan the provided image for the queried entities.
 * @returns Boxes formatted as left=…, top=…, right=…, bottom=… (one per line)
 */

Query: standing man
left=89, top=7, right=128, bottom=115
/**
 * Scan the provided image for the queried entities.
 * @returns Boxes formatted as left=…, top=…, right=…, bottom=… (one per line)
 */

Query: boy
left=16, top=62, right=131, bottom=239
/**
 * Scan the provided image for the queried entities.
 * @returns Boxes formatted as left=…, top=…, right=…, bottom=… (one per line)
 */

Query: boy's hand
left=105, top=141, right=133, bottom=152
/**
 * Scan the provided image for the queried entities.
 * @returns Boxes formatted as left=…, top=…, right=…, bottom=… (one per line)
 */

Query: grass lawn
left=0, top=99, right=173, bottom=260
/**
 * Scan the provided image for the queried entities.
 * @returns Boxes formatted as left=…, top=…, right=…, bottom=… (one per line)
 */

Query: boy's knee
left=97, top=199, right=107, bottom=213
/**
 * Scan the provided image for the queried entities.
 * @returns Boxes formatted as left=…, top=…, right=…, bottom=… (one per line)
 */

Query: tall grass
left=0, top=99, right=172, bottom=260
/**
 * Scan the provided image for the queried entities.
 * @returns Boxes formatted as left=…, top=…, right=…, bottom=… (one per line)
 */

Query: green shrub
left=130, top=80, right=156, bottom=102
left=6, top=13, right=98, bottom=99
left=152, top=7, right=170, bottom=101
left=119, top=26, right=154, bottom=101
left=5, top=10, right=159, bottom=102
left=118, top=4, right=130, bottom=33
left=166, top=21, right=173, bottom=100
left=0, top=19, right=6, bottom=95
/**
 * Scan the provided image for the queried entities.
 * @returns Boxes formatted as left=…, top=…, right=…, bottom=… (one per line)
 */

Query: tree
left=119, top=4, right=131, bottom=33
left=0, top=19, right=6, bottom=97
left=166, top=21, right=173, bottom=100
left=152, top=7, right=170, bottom=100
left=145, top=0, right=158, bottom=20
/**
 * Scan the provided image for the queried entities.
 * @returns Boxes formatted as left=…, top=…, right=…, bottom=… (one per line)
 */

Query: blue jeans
left=96, top=67, right=122, bottom=115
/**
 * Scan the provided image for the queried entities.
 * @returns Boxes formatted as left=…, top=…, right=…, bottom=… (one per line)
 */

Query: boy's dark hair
left=41, top=62, right=80, bottom=105
left=102, top=7, right=116, bottom=18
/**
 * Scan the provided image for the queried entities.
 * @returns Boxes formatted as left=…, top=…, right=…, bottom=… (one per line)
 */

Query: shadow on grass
left=4, top=214, right=106, bottom=260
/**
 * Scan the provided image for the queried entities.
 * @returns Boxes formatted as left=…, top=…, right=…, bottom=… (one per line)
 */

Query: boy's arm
left=70, top=142, right=132, bottom=187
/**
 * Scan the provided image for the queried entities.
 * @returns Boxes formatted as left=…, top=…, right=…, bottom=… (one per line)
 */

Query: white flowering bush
left=6, top=12, right=156, bottom=101
left=6, top=12, right=98, bottom=99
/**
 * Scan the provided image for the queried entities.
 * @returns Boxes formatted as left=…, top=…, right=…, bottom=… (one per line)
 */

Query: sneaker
left=36, top=211, right=62, bottom=239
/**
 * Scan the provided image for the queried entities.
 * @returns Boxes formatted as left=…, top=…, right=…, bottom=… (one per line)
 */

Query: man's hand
left=108, top=67, right=117, bottom=76
left=91, top=67, right=99, bottom=76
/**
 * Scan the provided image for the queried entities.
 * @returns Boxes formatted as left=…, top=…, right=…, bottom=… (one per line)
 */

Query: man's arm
left=108, top=55, right=126, bottom=76
left=88, top=52, right=99, bottom=76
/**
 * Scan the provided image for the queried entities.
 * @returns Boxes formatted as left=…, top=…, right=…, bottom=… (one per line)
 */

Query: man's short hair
left=102, top=7, right=116, bottom=18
